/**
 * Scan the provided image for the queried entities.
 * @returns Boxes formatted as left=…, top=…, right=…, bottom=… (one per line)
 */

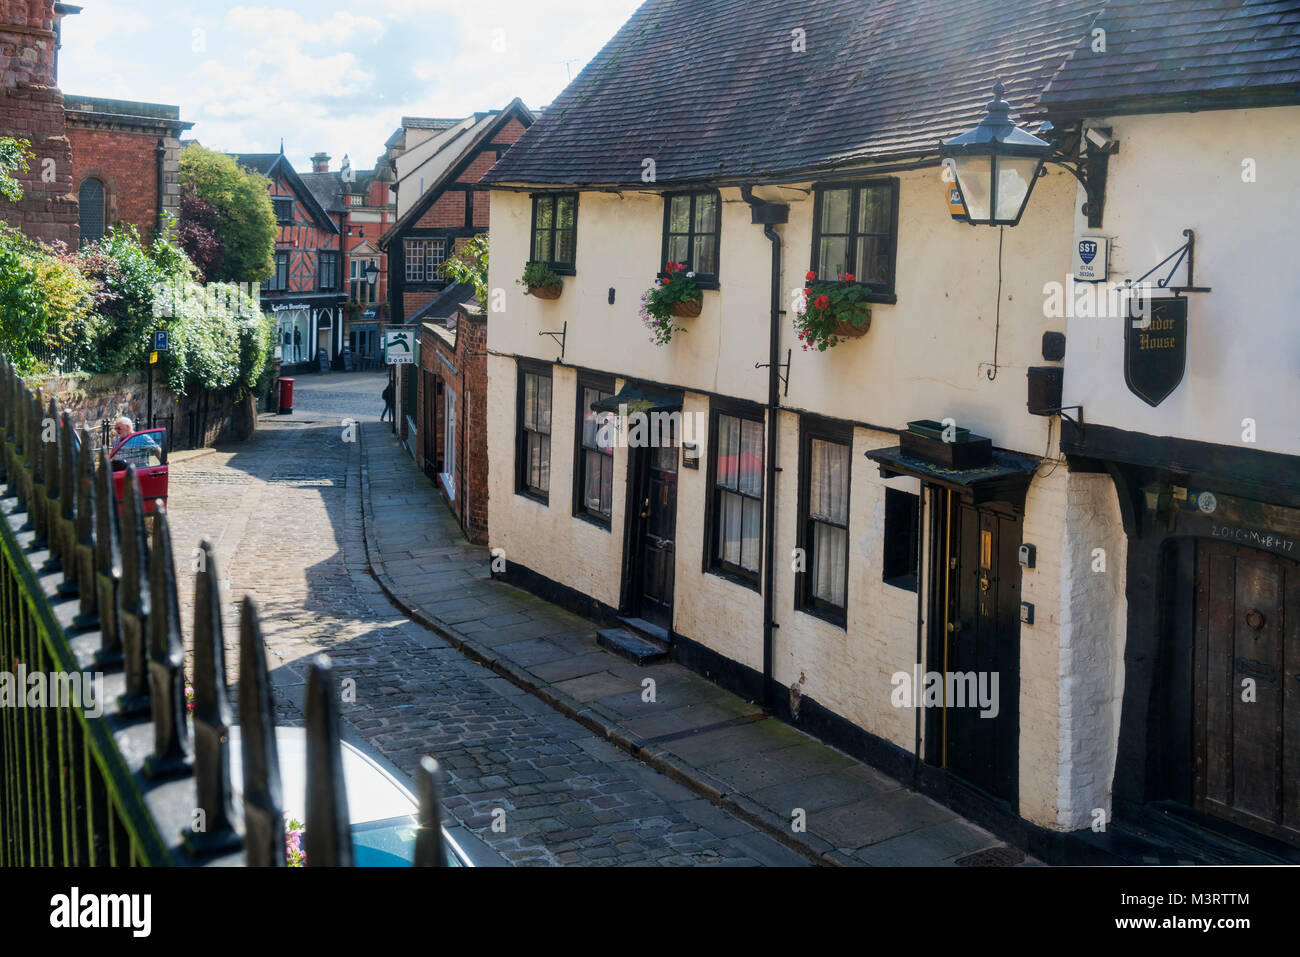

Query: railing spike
left=184, top=538, right=239, bottom=854
left=25, top=389, right=44, bottom=538
left=413, top=756, right=447, bottom=867
left=239, top=595, right=285, bottom=866
left=304, top=655, right=353, bottom=867
left=40, top=395, right=61, bottom=570
left=72, top=427, right=98, bottom=629
left=55, top=411, right=78, bottom=595
left=116, top=465, right=151, bottom=713
left=142, top=503, right=192, bottom=780
left=93, top=446, right=123, bottom=663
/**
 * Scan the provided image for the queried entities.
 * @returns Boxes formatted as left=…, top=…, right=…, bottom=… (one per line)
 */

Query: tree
left=179, top=145, right=276, bottom=284
left=177, top=189, right=225, bottom=282
left=438, top=234, right=490, bottom=306
left=0, top=136, right=31, bottom=202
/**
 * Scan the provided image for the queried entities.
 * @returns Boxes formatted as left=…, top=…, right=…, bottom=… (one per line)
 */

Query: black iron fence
left=0, top=355, right=448, bottom=866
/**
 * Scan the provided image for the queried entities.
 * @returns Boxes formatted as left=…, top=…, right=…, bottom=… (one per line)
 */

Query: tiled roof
left=484, top=0, right=1107, bottom=186
left=1039, top=0, right=1300, bottom=112
left=230, top=153, right=340, bottom=232
left=484, top=0, right=1300, bottom=188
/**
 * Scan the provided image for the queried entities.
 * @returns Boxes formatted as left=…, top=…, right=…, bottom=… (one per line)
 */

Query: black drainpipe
left=741, top=185, right=787, bottom=711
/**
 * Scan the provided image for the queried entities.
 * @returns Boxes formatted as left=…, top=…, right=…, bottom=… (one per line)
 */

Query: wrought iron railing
left=0, top=355, right=448, bottom=866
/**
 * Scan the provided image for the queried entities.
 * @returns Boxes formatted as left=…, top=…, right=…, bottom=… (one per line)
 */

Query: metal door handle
left=947, top=620, right=963, bottom=634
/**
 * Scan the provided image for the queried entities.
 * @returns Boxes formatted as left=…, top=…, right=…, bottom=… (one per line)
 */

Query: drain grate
left=954, top=845, right=1025, bottom=867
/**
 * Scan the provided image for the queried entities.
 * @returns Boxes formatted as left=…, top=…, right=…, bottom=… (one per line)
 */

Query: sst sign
left=385, top=329, right=414, bottom=364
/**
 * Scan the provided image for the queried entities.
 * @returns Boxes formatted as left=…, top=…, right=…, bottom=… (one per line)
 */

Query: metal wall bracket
left=1123, top=229, right=1212, bottom=296
left=755, top=348, right=791, bottom=396
left=539, top=321, right=567, bottom=362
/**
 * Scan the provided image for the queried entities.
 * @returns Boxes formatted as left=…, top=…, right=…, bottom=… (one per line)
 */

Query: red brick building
left=0, top=0, right=79, bottom=245
left=301, top=151, right=397, bottom=368
left=233, top=149, right=345, bottom=371
left=419, top=300, right=488, bottom=543
left=65, top=95, right=191, bottom=242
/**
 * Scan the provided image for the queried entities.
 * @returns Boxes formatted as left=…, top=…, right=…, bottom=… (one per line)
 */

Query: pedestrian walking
left=380, top=381, right=395, bottom=422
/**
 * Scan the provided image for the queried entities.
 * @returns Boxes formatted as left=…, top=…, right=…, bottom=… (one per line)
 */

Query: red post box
left=278, top=377, right=295, bottom=415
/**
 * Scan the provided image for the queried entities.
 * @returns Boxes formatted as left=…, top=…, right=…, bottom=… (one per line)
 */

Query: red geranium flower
left=804, top=270, right=817, bottom=282
left=814, top=295, right=830, bottom=310
left=844, top=273, right=856, bottom=282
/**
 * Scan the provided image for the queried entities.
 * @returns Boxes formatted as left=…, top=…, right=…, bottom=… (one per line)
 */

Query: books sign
left=385, top=329, right=414, bottom=364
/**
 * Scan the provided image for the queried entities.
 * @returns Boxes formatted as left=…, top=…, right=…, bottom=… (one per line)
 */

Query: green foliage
left=160, top=281, right=273, bottom=397
left=518, top=261, right=561, bottom=292
left=180, top=145, right=277, bottom=283
left=638, top=261, right=702, bottom=345
left=793, top=274, right=874, bottom=351
left=0, top=223, right=98, bottom=374
left=75, top=225, right=180, bottom=373
left=438, top=233, right=490, bottom=306
left=0, top=222, right=272, bottom=397
left=0, top=137, right=31, bottom=202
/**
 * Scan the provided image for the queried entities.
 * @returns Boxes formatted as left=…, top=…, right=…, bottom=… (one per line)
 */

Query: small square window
left=883, top=487, right=919, bottom=591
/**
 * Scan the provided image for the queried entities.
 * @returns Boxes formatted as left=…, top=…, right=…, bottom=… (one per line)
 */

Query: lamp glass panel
left=952, top=155, right=992, bottom=222
left=994, top=156, right=1041, bottom=223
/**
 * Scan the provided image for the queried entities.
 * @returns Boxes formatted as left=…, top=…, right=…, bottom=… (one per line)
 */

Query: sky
left=58, top=0, right=645, bottom=173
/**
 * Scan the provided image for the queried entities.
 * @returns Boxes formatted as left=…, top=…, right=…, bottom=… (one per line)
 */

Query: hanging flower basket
left=639, top=262, right=703, bottom=345
left=671, top=296, right=702, bottom=318
left=793, top=271, right=876, bottom=351
left=832, top=306, right=871, bottom=338
left=518, top=262, right=563, bottom=300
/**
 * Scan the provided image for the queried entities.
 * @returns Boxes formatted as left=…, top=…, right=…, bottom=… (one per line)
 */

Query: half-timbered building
left=233, top=148, right=346, bottom=372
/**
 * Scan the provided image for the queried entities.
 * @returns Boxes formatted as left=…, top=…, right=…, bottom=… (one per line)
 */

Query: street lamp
left=941, top=80, right=1053, bottom=227
left=364, top=261, right=379, bottom=287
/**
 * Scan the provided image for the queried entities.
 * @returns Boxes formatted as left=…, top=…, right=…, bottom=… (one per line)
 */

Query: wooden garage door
left=1194, top=540, right=1300, bottom=845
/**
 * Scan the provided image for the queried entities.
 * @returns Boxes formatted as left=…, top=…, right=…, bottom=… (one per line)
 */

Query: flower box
left=671, top=297, right=702, bottom=318
left=528, top=283, right=563, bottom=300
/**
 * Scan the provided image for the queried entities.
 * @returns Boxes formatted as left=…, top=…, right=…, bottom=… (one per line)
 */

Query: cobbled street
left=163, top=370, right=807, bottom=866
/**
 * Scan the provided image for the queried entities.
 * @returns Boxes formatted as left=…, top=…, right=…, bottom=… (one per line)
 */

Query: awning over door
left=590, top=383, right=682, bottom=415
left=866, top=445, right=1040, bottom=505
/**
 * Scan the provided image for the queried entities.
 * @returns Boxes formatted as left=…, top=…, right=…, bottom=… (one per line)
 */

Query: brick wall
left=65, top=126, right=159, bottom=237
left=455, top=151, right=497, bottom=184
left=403, top=289, right=437, bottom=318
left=415, top=190, right=464, bottom=228
left=0, top=0, right=77, bottom=245
left=496, top=119, right=527, bottom=145
left=418, top=309, right=488, bottom=544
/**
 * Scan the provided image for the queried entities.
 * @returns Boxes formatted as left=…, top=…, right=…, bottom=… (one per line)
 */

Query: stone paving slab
left=350, top=398, right=1034, bottom=867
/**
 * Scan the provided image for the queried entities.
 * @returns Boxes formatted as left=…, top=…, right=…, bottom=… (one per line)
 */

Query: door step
left=597, top=628, right=670, bottom=665
left=618, top=616, right=670, bottom=644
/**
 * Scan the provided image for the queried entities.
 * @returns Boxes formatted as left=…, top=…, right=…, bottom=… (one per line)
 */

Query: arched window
left=78, top=178, right=105, bottom=244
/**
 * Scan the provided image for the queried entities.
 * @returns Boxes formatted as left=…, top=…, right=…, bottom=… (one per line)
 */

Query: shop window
left=708, top=406, right=763, bottom=585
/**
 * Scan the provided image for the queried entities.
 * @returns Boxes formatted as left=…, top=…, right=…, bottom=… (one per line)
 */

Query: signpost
left=385, top=328, right=414, bottom=436
left=1125, top=297, right=1187, bottom=407
left=148, top=329, right=169, bottom=429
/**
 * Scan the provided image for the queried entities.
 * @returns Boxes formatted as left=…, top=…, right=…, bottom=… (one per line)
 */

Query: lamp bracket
left=539, top=321, right=567, bottom=362
left=1045, top=404, right=1084, bottom=436
left=1123, top=229, right=1212, bottom=296
left=755, top=348, right=791, bottom=396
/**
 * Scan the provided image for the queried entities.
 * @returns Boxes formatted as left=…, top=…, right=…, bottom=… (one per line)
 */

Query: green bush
left=0, top=223, right=98, bottom=374
left=180, top=145, right=277, bottom=284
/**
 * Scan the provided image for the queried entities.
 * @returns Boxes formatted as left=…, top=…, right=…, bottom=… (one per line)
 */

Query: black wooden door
left=1194, top=540, right=1300, bottom=845
left=631, top=443, right=677, bottom=630
left=943, top=498, right=1021, bottom=802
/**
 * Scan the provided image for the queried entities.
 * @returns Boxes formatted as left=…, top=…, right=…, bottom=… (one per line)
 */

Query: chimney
left=311, top=152, right=330, bottom=173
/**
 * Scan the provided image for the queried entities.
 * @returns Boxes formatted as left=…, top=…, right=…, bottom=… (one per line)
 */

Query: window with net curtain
left=713, top=412, right=763, bottom=579
left=518, top=369, right=552, bottom=499
left=805, top=437, right=850, bottom=614
left=578, top=385, right=613, bottom=521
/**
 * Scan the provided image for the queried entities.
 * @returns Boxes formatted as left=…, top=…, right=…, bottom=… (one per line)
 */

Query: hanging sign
left=946, top=184, right=968, bottom=221
left=1125, top=297, right=1187, bottom=407
left=385, top=328, right=414, bottom=364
